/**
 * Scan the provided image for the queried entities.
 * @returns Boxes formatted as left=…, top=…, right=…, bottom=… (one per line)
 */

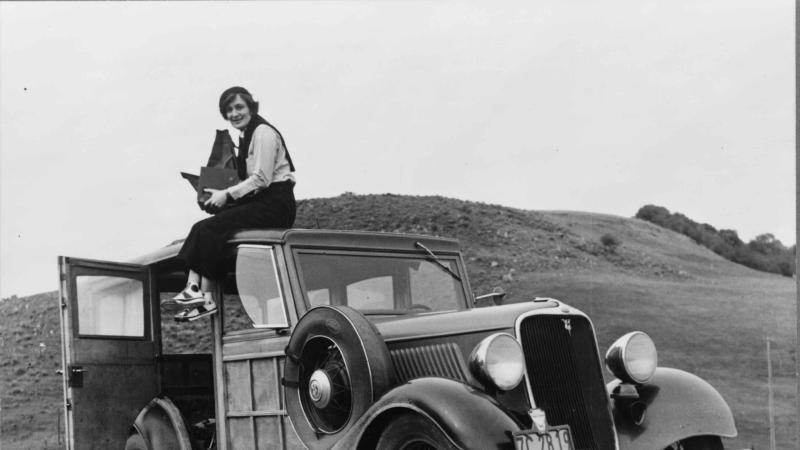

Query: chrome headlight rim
left=605, top=331, right=658, bottom=384
left=468, top=332, right=525, bottom=391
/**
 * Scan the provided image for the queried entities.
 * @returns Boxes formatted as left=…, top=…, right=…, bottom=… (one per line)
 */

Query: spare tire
left=283, top=306, right=394, bottom=449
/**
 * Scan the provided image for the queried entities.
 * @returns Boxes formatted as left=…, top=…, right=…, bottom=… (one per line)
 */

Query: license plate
left=512, top=424, right=574, bottom=450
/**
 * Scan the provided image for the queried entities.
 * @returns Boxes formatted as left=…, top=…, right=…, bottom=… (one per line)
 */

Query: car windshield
left=295, top=251, right=467, bottom=314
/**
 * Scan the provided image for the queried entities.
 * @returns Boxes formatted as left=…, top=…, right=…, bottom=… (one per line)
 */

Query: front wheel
left=666, top=435, right=724, bottom=450
left=375, top=412, right=458, bottom=450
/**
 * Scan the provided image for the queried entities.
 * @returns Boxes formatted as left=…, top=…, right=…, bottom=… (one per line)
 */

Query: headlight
left=605, top=331, right=657, bottom=384
left=469, top=333, right=525, bottom=390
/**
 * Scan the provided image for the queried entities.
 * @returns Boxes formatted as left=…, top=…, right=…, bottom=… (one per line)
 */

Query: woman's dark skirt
left=177, top=181, right=296, bottom=279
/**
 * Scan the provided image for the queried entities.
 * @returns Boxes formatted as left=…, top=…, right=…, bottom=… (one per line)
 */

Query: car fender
left=129, top=396, right=192, bottom=450
left=608, top=367, right=737, bottom=449
left=331, top=377, right=522, bottom=450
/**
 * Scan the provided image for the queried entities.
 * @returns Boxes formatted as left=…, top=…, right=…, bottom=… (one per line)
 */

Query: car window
left=307, top=288, right=330, bottom=307
left=347, top=276, right=394, bottom=310
left=224, top=245, right=289, bottom=333
left=296, top=251, right=466, bottom=314
left=410, top=259, right=462, bottom=311
left=76, top=275, right=144, bottom=337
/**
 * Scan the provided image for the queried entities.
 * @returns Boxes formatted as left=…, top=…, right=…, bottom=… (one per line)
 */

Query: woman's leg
left=178, top=199, right=292, bottom=277
left=174, top=185, right=295, bottom=319
left=174, top=203, right=268, bottom=314
left=201, top=276, right=214, bottom=300
left=175, top=276, right=218, bottom=322
left=177, top=216, right=231, bottom=281
left=173, top=269, right=205, bottom=302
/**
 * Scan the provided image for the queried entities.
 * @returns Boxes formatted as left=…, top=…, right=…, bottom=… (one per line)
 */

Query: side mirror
left=474, top=287, right=507, bottom=306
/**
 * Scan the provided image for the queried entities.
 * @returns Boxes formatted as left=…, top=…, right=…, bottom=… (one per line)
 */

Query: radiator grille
left=518, top=315, right=615, bottom=450
left=390, top=343, right=468, bottom=383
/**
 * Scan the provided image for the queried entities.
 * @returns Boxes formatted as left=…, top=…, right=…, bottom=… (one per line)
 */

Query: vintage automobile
left=57, top=229, right=737, bottom=450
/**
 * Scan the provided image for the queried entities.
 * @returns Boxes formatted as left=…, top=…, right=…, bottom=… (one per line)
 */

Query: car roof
left=128, top=228, right=462, bottom=266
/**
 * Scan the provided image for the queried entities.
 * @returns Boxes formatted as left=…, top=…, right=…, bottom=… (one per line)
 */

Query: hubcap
left=299, top=336, right=352, bottom=433
left=309, top=369, right=332, bottom=408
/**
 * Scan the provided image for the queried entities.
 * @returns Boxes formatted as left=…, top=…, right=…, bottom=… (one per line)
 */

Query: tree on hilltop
left=635, top=205, right=795, bottom=277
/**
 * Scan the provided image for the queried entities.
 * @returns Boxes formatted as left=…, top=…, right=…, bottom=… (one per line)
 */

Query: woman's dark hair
left=218, top=86, right=259, bottom=118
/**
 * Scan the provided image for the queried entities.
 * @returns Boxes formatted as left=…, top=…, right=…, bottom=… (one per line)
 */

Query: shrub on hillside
left=600, top=234, right=620, bottom=252
left=635, top=205, right=795, bottom=276
left=777, top=259, right=795, bottom=277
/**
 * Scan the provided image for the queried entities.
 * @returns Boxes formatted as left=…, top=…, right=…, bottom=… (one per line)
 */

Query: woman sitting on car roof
left=172, top=86, right=296, bottom=322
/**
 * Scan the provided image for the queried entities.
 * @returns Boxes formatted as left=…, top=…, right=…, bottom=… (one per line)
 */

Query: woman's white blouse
left=225, top=124, right=295, bottom=200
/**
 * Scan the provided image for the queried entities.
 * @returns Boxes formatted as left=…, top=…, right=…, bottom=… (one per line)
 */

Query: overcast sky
left=0, top=1, right=794, bottom=298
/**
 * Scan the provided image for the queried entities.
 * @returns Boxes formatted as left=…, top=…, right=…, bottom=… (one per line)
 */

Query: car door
left=58, top=256, right=158, bottom=450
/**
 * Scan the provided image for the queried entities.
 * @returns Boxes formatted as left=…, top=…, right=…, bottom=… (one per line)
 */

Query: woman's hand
left=203, top=189, right=229, bottom=209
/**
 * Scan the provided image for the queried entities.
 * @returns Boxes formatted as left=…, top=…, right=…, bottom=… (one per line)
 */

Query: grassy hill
left=1, top=193, right=795, bottom=449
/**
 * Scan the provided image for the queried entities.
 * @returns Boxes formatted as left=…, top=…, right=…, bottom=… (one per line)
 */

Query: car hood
left=373, top=299, right=564, bottom=343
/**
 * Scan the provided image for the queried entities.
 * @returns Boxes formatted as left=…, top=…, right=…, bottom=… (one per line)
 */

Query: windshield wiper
left=414, top=241, right=462, bottom=281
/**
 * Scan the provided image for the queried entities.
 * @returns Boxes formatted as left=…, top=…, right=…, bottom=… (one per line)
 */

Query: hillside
left=1, top=193, right=795, bottom=449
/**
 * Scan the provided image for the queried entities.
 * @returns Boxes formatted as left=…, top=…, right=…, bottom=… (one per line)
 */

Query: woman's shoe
left=174, top=300, right=218, bottom=322
left=172, top=282, right=205, bottom=305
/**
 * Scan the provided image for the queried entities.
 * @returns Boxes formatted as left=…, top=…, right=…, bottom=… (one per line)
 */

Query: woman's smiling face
left=225, top=94, right=252, bottom=130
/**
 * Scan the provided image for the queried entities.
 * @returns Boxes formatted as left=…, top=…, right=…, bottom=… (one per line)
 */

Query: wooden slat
left=252, top=358, right=279, bottom=411
left=223, top=350, right=285, bottom=362
left=227, top=409, right=287, bottom=417
left=255, top=417, right=282, bottom=450
left=227, top=417, right=255, bottom=450
left=274, top=358, right=284, bottom=448
left=222, top=338, right=292, bottom=447
left=249, top=361, right=256, bottom=450
left=225, top=361, right=252, bottom=411
left=250, top=416, right=256, bottom=450
left=212, top=313, right=228, bottom=450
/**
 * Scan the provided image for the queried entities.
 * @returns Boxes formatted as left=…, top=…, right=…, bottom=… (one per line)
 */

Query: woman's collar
left=227, top=124, right=244, bottom=144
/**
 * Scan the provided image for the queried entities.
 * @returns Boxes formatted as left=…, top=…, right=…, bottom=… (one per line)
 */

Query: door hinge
left=60, top=277, right=68, bottom=308
left=58, top=277, right=67, bottom=308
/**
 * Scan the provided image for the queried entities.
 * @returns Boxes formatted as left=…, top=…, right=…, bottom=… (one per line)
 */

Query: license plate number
left=512, top=425, right=573, bottom=450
